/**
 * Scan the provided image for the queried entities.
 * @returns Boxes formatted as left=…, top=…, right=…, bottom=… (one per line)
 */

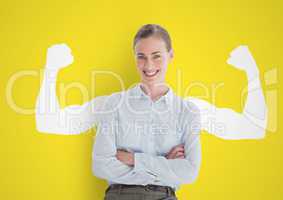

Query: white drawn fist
left=227, top=45, right=257, bottom=71
left=45, top=43, right=74, bottom=70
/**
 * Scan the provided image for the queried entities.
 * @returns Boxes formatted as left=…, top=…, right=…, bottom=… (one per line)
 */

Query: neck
left=140, top=81, right=169, bottom=101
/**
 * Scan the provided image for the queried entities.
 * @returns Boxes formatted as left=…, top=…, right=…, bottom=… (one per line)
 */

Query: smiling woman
left=92, top=24, right=194, bottom=200
left=133, top=24, right=174, bottom=98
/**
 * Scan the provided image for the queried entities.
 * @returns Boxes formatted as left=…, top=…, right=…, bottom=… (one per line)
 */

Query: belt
left=106, top=183, right=176, bottom=196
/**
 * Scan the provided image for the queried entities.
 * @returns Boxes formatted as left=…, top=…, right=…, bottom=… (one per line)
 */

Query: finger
left=176, top=155, right=185, bottom=159
left=170, top=150, right=184, bottom=159
left=166, top=144, right=185, bottom=158
left=172, top=154, right=185, bottom=159
left=116, top=150, right=126, bottom=156
left=171, top=146, right=184, bottom=154
left=116, top=149, right=122, bottom=153
left=116, top=151, right=121, bottom=157
left=117, top=149, right=127, bottom=152
left=115, top=153, right=120, bottom=159
left=170, top=150, right=183, bottom=159
left=174, top=144, right=185, bottom=151
left=166, top=152, right=176, bottom=159
left=170, top=143, right=184, bottom=150
left=175, top=151, right=184, bottom=158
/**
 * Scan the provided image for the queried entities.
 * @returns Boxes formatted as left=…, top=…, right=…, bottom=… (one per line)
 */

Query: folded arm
left=92, top=110, right=158, bottom=184
left=133, top=103, right=202, bottom=185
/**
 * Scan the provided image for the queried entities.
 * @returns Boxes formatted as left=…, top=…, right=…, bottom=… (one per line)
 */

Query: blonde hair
left=133, top=24, right=172, bottom=51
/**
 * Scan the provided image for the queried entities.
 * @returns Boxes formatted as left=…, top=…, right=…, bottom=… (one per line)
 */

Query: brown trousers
left=104, top=184, right=178, bottom=200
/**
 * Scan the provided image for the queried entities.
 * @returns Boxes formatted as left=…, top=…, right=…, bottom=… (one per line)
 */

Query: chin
left=142, top=77, right=163, bottom=85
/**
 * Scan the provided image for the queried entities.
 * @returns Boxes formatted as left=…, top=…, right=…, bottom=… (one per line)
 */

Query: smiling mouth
left=143, top=70, right=160, bottom=78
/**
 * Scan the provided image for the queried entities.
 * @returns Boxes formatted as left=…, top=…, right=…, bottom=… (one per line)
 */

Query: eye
left=137, top=55, right=146, bottom=60
left=153, top=55, right=161, bottom=59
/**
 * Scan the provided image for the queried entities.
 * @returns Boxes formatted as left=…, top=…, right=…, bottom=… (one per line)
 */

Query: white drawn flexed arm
left=35, top=44, right=108, bottom=134
left=186, top=46, right=268, bottom=140
left=36, top=44, right=268, bottom=139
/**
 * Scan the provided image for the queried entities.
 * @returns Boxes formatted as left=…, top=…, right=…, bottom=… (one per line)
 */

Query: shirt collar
left=131, top=82, right=174, bottom=106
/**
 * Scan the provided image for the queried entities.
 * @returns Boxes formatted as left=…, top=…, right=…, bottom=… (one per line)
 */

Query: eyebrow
left=151, top=51, right=161, bottom=55
left=137, top=51, right=161, bottom=56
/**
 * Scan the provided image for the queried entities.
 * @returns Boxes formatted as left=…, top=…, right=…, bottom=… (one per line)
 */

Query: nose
left=144, top=58, right=154, bottom=69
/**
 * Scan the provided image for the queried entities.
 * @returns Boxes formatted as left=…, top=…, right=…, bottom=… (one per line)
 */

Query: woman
left=91, top=24, right=201, bottom=200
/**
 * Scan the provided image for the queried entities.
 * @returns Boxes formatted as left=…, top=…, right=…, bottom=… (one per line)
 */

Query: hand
left=45, top=43, right=74, bottom=70
left=226, top=45, right=258, bottom=74
left=165, top=144, right=185, bottom=159
left=116, top=149, right=135, bottom=166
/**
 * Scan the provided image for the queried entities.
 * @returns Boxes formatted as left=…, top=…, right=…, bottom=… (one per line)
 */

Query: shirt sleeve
left=91, top=93, right=157, bottom=184
left=133, top=101, right=202, bottom=186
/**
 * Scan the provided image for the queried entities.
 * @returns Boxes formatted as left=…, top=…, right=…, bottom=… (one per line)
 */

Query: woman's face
left=134, top=36, right=173, bottom=86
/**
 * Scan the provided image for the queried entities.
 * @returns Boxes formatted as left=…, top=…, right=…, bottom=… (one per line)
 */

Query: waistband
left=106, top=183, right=176, bottom=196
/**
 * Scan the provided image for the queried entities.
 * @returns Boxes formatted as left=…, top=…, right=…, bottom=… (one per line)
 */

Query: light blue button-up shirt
left=92, top=83, right=202, bottom=190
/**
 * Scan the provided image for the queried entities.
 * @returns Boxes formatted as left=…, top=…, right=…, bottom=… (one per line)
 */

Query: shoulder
left=178, top=97, right=201, bottom=125
left=95, top=84, right=139, bottom=111
left=91, top=91, right=124, bottom=123
left=183, top=98, right=201, bottom=116
left=102, top=91, right=124, bottom=111
left=104, top=84, right=140, bottom=108
left=173, top=94, right=200, bottom=116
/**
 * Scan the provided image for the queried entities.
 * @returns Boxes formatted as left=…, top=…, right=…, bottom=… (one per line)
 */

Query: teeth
left=144, top=70, right=159, bottom=77
left=147, top=71, right=156, bottom=75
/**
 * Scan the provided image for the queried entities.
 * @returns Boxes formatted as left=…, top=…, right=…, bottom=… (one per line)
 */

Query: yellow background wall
left=0, top=0, right=282, bottom=199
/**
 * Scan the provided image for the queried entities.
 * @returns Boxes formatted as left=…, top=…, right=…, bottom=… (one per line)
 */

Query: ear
left=169, top=48, right=174, bottom=60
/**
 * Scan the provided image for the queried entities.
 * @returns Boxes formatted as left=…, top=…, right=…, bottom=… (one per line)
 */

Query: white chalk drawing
left=35, top=44, right=267, bottom=139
